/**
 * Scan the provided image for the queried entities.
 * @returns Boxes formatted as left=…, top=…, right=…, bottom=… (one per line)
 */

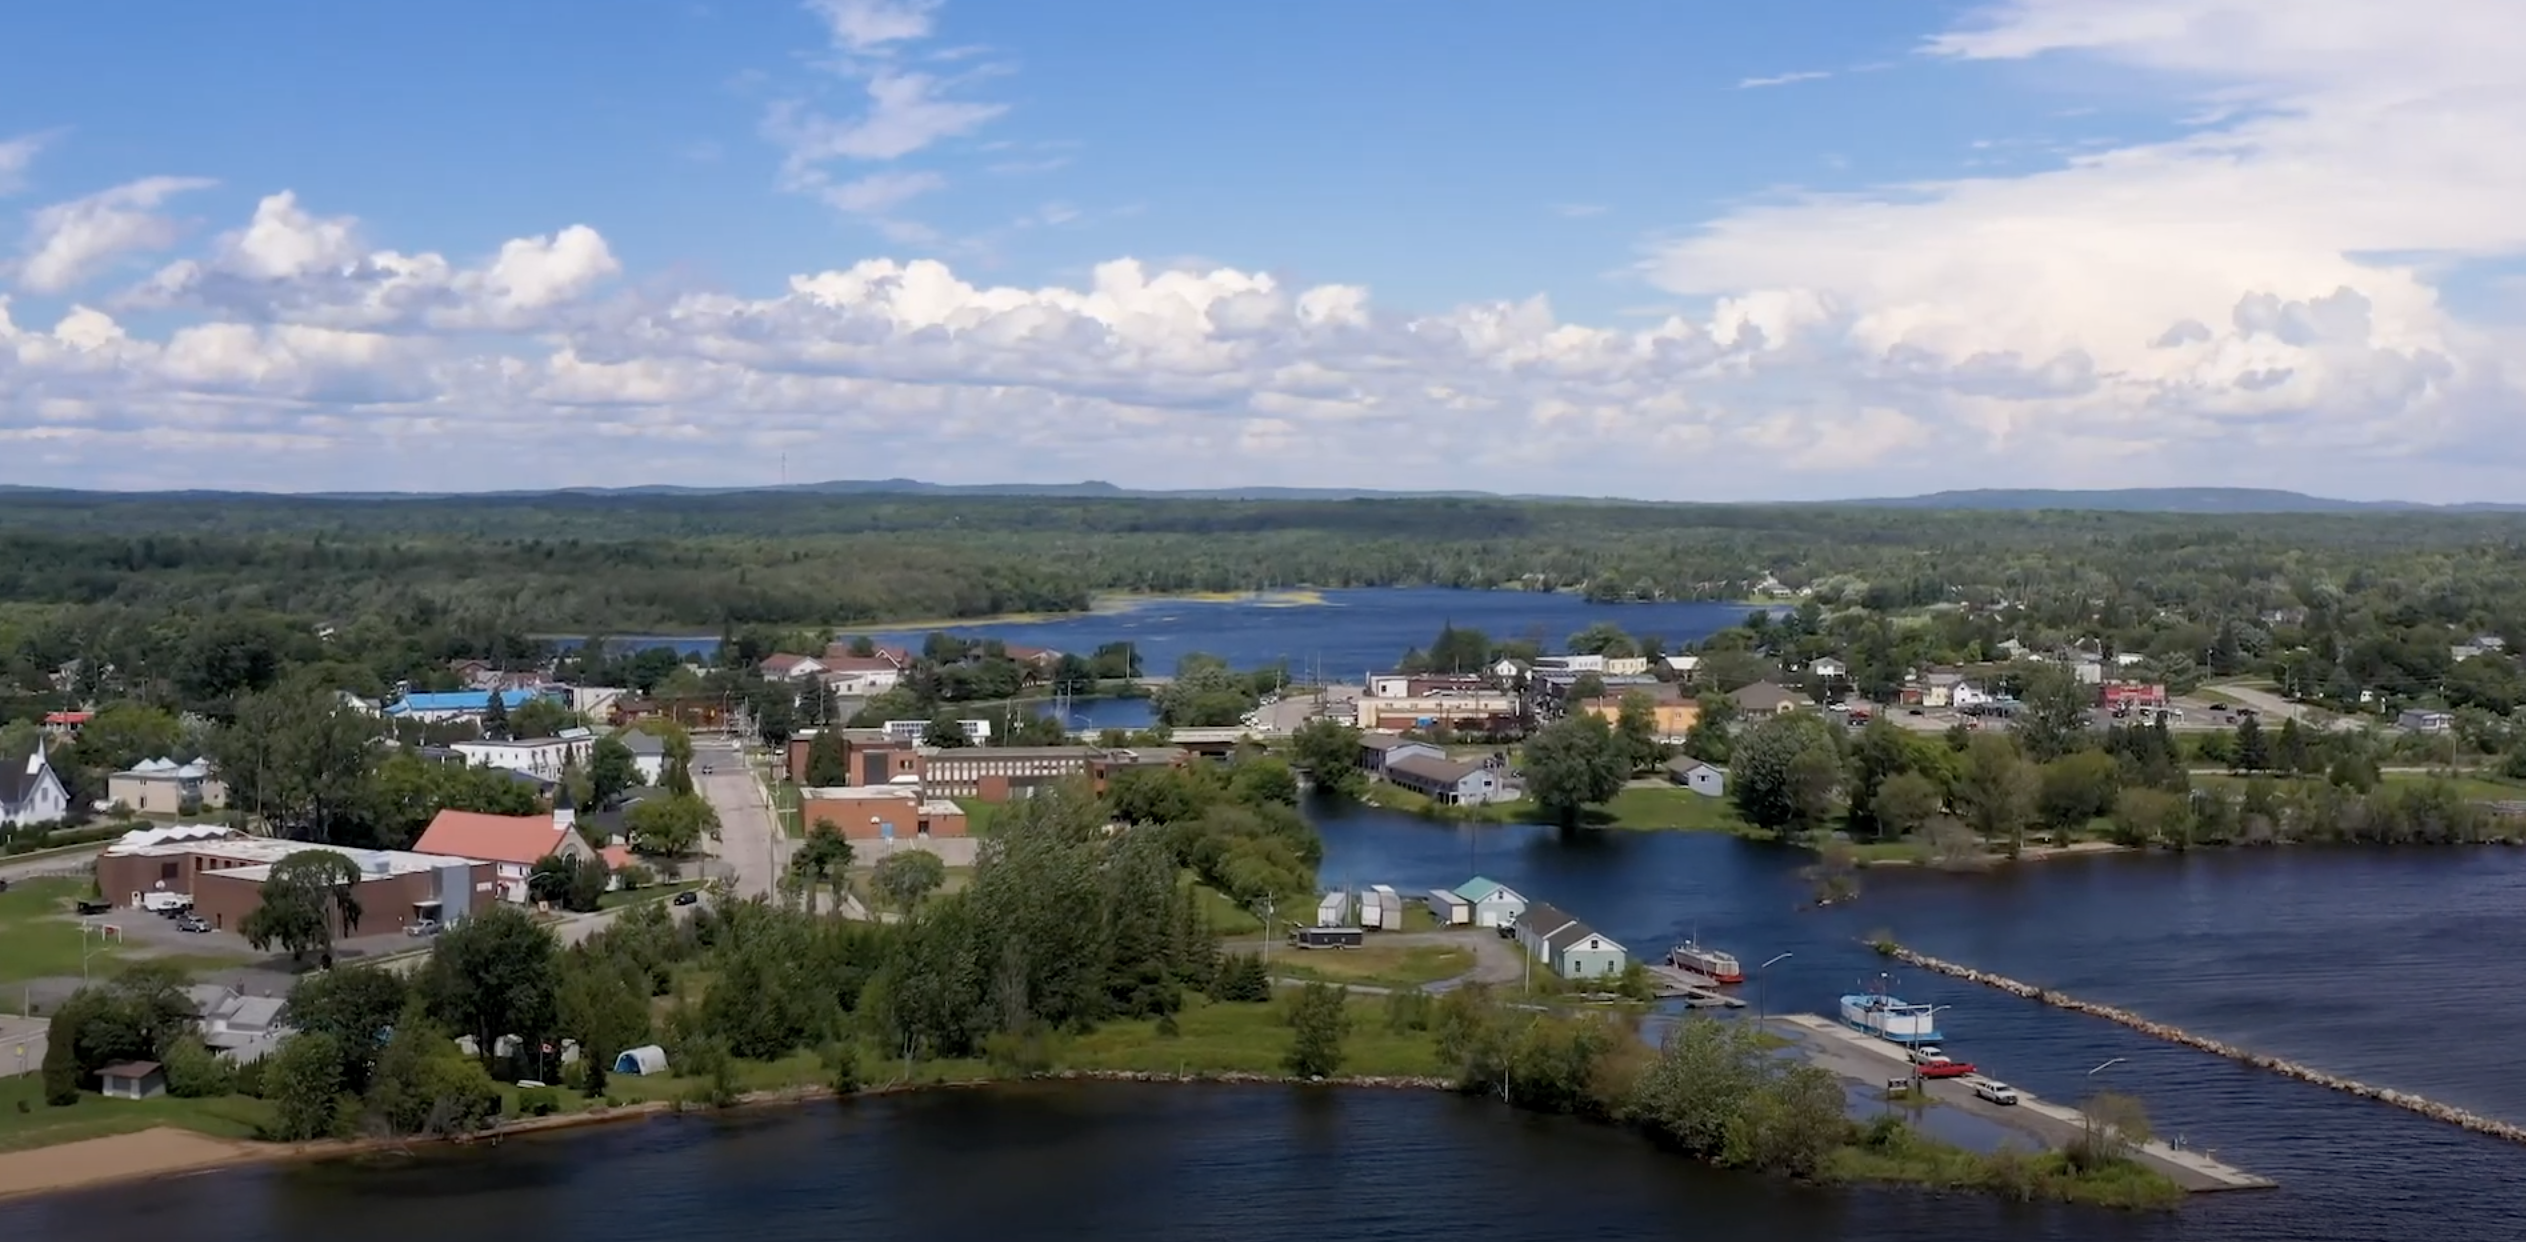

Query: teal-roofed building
left=1452, top=876, right=1527, bottom=928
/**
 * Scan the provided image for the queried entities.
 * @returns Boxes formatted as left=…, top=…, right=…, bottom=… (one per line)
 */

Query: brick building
left=95, top=824, right=495, bottom=936
left=797, top=787, right=970, bottom=840
left=784, top=731, right=1186, bottom=802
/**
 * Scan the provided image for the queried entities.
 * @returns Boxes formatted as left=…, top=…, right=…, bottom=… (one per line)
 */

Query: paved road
left=2201, top=682, right=2355, bottom=733
left=695, top=738, right=783, bottom=899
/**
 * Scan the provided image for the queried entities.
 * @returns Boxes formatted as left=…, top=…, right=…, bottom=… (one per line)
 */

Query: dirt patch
left=0, top=1127, right=260, bottom=1202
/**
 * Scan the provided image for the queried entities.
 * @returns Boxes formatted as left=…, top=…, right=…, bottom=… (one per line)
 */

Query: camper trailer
left=1290, top=925, right=1365, bottom=950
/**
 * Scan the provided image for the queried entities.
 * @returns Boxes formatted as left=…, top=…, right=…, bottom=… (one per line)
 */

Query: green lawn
left=1188, top=878, right=1265, bottom=935
left=1061, top=995, right=1447, bottom=1077
left=1590, top=786, right=1755, bottom=832
left=1256, top=942, right=1474, bottom=989
left=770, top=780, right=803, bottom=838
left=953, top=798, right=1004, bottom=837
left=0, top=878, right=247, bottom=986
left=0, top=1075, right=275, bottom=1152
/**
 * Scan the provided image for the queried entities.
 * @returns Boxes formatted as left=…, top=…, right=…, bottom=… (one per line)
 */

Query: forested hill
left=1829, top=488, right=2526, bottom=514
left=8, top=481, right=2508, bottom=512
left=6, top=489, right=2526, bottom=636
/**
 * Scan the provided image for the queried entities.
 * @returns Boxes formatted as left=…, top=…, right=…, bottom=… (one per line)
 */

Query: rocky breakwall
left=1884, top=944, right=2526, bottom=1147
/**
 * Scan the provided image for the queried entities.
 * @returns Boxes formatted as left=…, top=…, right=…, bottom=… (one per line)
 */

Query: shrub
left=162, top=1036, right=234, bottom=1099
left=231, top=1055, right=270, bottom=1099
left=819, top=1040, right=862, bottom=1094
left=1382, top=989, right=1433, bottom=1033
left=517, top=1085, right=562, bottom=1117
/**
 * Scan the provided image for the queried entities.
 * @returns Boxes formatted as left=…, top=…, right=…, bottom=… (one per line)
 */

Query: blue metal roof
left=385, top=688, right=548, bottom=715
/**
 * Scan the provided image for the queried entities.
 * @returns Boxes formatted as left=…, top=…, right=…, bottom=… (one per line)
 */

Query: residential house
left=1451, top=876, right=1527, bottom=928
left=797, top=786, right=969, bottom=840
left=452, top=727, right=596, bottom=781
left=413, top=808, right=597, bottom=903
left=1357, top=732, right=1444, bottom=776
left=818, top=654, right=906, bottom=697
left=384, top=688, right=557, bottom=725
left=0, top=747, right=70, bottom=829
left=2397, top=709, right=2456, bottom=735
left=1951, top=682, right=1997, bottom=710
left=1488, top=657, right=1528, bottom=684
left=335, top=690, right=382, bottom=716
left=618, top=729, right=669, bottom=784
left=1729, top=681, right=1812, bottom=717
left=187, top=986, right=288, bottom=1063
left=1663, top=654, right=1702, bottom=682
left=2451, top=636, right=2507, bottom=663
left=107, top=757, right=226, bottom=815
left=1809, top=657, right=1848, bottom=679
left=2113, top=652, right=2149, bottom=668
left=759, top=653, right=826, bottom=680
left=567, top=685, right=629, bottom=723
left=97, top=825, right=493, bottom=934
left=1919, top=670, right=1967, bottom=708
left=1383, top=754, right=1514, bottom=806
left=1665, top=758, right=1726, bottom=798
left=1513, top=902, right=1628, bottom=979
left=40, top=711, right=90, bottom=736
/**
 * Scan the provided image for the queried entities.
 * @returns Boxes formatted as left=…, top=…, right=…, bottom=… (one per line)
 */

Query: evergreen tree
left=2276, top=717, right=2313, bottom=775
left=2232, top=714, right=2271, bottom=773
left=481, top=689, right=510, bottom=740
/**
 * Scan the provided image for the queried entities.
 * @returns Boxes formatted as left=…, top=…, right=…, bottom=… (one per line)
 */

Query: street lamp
left=1754, top=951, right=1793, bottom=1025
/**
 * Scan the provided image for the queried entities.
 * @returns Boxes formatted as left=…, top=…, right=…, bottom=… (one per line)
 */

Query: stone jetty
left=1882, top=944, right=2526, bottom=1146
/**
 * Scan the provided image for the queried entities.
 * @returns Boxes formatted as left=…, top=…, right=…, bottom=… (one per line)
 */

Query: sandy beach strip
left=0, top=1128, right=262, bottom=1202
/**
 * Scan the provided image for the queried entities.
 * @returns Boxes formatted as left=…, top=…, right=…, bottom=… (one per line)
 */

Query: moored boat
left=1840, top=992, right=1943, bottom=1045
left=1667, top=940, right=1744, bottom=983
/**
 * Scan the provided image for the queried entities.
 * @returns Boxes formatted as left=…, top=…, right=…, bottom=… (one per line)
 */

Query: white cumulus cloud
left=14, top=176, right=214, bottom=293
left=0, top=130, right=63, bottom=196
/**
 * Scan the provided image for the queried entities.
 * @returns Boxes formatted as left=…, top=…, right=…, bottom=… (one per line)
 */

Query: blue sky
left=4, top=1, right=2522, bottom=499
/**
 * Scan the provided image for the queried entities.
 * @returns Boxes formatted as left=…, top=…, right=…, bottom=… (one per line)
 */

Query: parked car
left=1918, top=1060, right=1977, bottom=1079
left=406, top=918, right=442, bottom=937
left=1974, top=1079, right=2021, bottom=1106
left=1907, top=1045, right=1947, bottom=1065
left=175, top=914, right=210, bottom=933
left=672, top=890, right=701, bottom=907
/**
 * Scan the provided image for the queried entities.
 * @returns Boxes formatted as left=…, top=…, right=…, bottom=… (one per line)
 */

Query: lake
left=866, top=588, right=1760, bottom=677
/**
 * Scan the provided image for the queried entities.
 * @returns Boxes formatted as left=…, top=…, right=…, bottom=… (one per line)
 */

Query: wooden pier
left=1646, top=964, right=1746, bottom=1008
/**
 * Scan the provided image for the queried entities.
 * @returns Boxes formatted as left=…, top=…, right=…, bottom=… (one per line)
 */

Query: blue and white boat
left=1840, top=992, right=1943, bottom=1045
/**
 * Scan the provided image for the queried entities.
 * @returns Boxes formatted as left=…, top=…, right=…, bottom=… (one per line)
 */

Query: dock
left=1776, top=1013, right=2275, bottom=1193
left=1645, top=964, right=1746, bottom=1008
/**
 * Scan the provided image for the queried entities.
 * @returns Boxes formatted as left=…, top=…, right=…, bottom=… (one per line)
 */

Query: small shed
left=1427, top=888, right=1472, bottom=926
left=98, top=1060, right=168, bottom=1100
left=1667, top=759, right=1727, bottom=798
left=614, top=1044, right=670, bottom=1076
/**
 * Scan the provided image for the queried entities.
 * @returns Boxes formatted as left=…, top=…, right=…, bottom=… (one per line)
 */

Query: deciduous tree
left=243, top=849, right=366, bottom=966
left=1522, top=714, right=1626, bottom=827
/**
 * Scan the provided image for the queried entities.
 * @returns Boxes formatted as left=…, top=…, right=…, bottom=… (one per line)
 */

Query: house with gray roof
left=1384, top=753, right=1514, bottom=806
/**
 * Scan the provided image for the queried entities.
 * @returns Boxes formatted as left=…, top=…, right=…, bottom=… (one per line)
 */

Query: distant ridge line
left=0, top=481, right=2519, bottom=514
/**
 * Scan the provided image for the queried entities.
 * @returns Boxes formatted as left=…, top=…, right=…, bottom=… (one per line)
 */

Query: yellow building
left=1579, top=695, right=1700, bottom=743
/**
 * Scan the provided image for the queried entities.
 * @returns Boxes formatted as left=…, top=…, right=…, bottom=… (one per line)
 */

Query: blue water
left=863, top=587, right=1761, bottom=675
left=1308, top=801, right=2526, bottom=1241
